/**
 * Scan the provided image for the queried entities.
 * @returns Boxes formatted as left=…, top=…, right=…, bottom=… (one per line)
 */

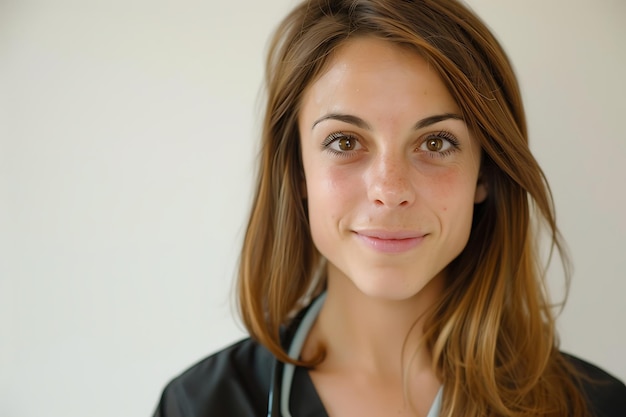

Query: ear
left=474, top=173, right=488, bottom=203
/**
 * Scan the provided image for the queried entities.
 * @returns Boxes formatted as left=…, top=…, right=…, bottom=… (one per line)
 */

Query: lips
left=353, top=229, right=426, bottom=254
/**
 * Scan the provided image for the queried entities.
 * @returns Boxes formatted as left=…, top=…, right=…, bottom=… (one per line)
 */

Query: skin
left=298, top=37, right=487, bottom=416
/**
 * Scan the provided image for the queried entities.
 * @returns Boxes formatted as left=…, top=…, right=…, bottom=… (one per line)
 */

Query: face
left=298, top=37, right=487, bottom=301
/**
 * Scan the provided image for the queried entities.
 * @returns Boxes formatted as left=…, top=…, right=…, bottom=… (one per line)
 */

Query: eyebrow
left=311, top=112, right=463, bottom=131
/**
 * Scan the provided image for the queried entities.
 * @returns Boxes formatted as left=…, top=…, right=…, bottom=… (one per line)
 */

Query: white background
left=1, top=1, right=625, bottom=416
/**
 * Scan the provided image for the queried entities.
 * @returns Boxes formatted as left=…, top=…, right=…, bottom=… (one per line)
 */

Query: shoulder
left=562, top=352, right=626, bottom=417
left=153, top=338, right=274, bottom=417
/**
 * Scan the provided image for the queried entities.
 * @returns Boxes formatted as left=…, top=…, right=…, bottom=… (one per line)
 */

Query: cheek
left=306, top=167, right=360, bottom=232
left=425, top=168, right=479, bottom=239
left=307, top=164, right=358, bottom=200
left=426, top=168, right=477, bottom=206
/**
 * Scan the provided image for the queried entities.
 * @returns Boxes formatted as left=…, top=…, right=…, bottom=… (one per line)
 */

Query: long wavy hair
left=237, top=0, right=588, bottom=415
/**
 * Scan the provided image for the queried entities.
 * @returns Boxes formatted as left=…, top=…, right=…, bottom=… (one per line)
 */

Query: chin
left=349, top=271, right=437, bottom=302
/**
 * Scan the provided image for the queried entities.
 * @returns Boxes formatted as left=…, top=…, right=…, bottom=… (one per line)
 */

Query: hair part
left=237, top=0, right=589, bottom=415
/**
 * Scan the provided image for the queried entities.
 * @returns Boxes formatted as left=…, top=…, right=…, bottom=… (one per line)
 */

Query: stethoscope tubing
left=267, top=293, right=327, bottom=417
left=266, top=292, right=442, bottom=416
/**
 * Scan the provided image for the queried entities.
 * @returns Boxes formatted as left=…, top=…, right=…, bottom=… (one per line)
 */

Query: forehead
left=299, top=37, right=460, bottom=124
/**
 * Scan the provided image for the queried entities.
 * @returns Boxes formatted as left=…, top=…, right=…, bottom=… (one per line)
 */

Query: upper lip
left=354, top=229, right=425, bottom=240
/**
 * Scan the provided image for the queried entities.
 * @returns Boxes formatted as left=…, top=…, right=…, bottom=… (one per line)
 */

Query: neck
left=303, top=267, right=444, bottom=379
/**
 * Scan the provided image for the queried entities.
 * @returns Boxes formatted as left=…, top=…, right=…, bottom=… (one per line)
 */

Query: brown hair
left=237, top=0, right=588, bottom=415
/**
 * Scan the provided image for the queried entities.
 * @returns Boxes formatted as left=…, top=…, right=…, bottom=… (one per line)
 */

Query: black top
left=153, top=336, right=626, bottom=417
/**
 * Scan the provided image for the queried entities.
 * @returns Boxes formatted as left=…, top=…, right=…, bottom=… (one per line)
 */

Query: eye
left=418, top=131, right=459, bottom=156
left=421, top=137, right=452, bottom=152
left=322, top=132, right=363, bottom=153
left=335, top=136, right=358, bottom=151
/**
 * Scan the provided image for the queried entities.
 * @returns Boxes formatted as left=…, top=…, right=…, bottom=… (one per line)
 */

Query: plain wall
left=1, top=1, right=624, bottom=416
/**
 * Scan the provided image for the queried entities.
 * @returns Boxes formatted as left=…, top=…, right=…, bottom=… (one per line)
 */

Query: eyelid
left=423, top=130, right=459, bottom=144
left=417, top=129, right=461, bottom=157
left=321, top=131, right=358, bottom=148
left=321, top=131, right=364, bottom=158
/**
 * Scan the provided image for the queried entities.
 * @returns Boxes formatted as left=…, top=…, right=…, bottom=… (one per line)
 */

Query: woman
left=154, top=0, right=626, bottom=416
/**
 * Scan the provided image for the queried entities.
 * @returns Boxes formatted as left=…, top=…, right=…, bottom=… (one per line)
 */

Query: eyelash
left=321, top=130, right=461, bottom=158
left=422, top=130, right=461, bottom=158
left=321, top=132, right=359, bottom=157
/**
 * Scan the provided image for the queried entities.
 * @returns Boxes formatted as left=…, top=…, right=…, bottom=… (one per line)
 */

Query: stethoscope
left=266, top=292, right=443, bottom=417
left=267, top=292, right=326, bottom=417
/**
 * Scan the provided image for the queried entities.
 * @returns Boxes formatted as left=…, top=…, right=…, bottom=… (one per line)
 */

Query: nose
left=366, top=154, right=416, bottom=208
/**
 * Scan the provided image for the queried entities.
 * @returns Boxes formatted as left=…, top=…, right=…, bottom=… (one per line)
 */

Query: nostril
left=366, top=162, right=415, bottom=208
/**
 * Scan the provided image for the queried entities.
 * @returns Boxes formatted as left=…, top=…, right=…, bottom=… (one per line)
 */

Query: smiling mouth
left=353, top=231, right=426, bottom=254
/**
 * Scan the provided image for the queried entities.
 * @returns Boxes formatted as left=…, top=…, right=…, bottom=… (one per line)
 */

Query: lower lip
left=354, top=233, right=425, bottom=254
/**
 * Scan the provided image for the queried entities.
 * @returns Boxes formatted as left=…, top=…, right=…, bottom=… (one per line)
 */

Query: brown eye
left=338, top=136, right=356, bottom=151
left=426, top=138, right=444, bottom=152
left=323, top=132, right=363, bottom=154
left=418, top=132, right=458, bottom=156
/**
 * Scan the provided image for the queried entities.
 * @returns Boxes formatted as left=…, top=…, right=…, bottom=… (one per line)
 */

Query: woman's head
left=241, top=0, right=565, bottom=376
